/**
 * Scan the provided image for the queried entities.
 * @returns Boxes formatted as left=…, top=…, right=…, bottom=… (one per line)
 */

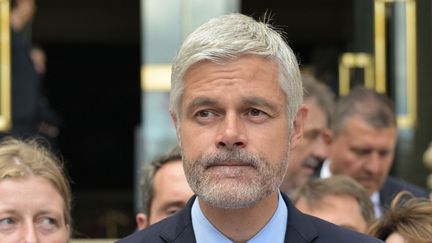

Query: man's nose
left=215, top=112, right=247, bottom=149
left=310, top=136, right=328, bottom=159
left=364, top=152, right=381, bottom=175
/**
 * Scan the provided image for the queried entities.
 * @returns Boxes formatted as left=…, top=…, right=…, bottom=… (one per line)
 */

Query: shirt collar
left=320, top=159, right=332, bottom=178
left=321, top=159, right=382, bottom=218
left=191, top=191, right=288, bottom=243
left=370, top=191, right=382, bottom=218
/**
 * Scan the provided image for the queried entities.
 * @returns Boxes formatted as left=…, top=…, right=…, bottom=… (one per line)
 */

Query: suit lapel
left=282, top=193, right=319, bottom=242
left=158, top=196, right=197, bottom=243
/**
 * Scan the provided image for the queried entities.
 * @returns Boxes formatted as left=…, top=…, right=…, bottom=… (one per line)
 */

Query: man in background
left=320, top=87, right=429, bottom=217
left=281, top=74, right=335, bottom=194
left=135, top=146, right=193, bottom=229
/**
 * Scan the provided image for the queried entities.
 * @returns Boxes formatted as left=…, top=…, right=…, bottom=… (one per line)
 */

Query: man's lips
left=357, top=177, right=376, bottom=185
left=303, top=163, right=317, bottom=170
left=206, top=161, right=256, bottom=169
left=302, top=157, right=323, bottom=170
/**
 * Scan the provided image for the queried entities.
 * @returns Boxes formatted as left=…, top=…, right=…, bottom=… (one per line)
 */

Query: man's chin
left=206, top=177, right=258, bottom=190
left=198, top=187, right=262, bottom=209
left=196, top=179, right=277, bottom=209
left=301, top=167, right=315, bottom=176
left=358, top=180, right=379, bottom=195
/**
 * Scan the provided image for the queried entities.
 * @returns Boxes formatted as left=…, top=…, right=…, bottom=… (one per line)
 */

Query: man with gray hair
left=119, top=13, right=381, bottom=243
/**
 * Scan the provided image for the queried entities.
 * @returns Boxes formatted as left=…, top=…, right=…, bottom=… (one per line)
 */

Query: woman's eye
left=37, top=217, right=59, bottom=232
left=0, top=218, right=14, bottom=225
left=0, top=217, right=16, bottom=231
left=41, top=217, right=56, bottom=225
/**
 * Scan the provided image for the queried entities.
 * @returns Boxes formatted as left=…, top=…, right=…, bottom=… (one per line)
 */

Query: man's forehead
left=338, top=116, right=397, bottom=135
left=156, top=160, right=183, bottom=176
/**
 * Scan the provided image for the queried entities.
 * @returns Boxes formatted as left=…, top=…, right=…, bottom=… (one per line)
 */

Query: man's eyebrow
left=185, top=97, right=219, bottom=115
left=242, top=97, right=280, bottom=113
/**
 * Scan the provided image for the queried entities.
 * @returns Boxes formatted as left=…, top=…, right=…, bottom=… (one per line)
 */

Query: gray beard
left=183, top=148, right=289, bottom=209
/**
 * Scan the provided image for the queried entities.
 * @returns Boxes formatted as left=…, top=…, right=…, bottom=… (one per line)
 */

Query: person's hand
left=10, top=0, right=36, bottom=31
left=30, top=47, right=46, bottom=74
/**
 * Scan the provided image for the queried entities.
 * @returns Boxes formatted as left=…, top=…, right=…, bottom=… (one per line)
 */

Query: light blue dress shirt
left=191, top=191, right=288, bottom=243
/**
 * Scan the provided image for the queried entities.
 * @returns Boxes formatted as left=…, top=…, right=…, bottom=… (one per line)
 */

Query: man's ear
left=136, top=213, right=149, bottom=231
left=290, top=104, right=308, bottom=150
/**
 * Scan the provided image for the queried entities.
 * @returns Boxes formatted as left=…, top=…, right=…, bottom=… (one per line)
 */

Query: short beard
left=183, top=149, right=289, bottom=209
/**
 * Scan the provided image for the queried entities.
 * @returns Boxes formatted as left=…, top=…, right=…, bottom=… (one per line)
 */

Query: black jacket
left=380, top=176, right=430, bottom=211
left=118, top=193, right=382, bottom=243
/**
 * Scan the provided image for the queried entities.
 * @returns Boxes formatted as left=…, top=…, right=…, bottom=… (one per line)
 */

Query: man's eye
left=245, top=108, right=270, bottom=123
left=194, top=110, right=218, bottom=124
left=196, top=110, right=212, bottom=117
left=248, top=108, right=265, bottom=116
left=378, top=150, right=390, bottom=157
left=166, top=207, right=182, bottom=216
left=351, top=148, right=370, bottom=156
left=303, top=130, right=321, bottom=140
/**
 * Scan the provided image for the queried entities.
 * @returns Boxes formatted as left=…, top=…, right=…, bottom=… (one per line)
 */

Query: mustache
left=302, top=156, right=325, bottom=170
left=198, top=149, right=260, bottom=169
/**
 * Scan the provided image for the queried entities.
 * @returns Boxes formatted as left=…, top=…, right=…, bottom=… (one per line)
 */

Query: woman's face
left=0, top=176, right=69, bottom=243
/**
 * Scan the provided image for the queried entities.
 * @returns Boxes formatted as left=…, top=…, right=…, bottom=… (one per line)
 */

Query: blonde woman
left=367, top=191, right=432, bottom=243
left=0, top=137, right=71, bottom=242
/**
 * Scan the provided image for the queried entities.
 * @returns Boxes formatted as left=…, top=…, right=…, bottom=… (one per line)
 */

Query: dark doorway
left=32, top=0, right=141, bottom=238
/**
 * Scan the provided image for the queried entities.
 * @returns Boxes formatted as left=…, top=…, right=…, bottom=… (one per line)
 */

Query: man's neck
left=198, top=191, right=279, bottom=242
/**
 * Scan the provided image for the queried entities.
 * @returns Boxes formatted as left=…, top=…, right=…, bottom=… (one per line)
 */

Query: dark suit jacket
left=380, top=176, right=429, bottom=211
left=118, top=194, right=382, bottom=243
left=11, top=29, right=40, bottom=136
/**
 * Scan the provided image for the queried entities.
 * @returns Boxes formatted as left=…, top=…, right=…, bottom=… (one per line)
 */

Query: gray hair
left=331, top=86, right=396, bottom=135
left=170, top=13, right=303, bottom=131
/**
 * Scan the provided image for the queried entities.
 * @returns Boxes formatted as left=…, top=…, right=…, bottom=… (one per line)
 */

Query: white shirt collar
left=320, top=159, right=332, bottom=178
left=370, top=191, right=382, bottom=218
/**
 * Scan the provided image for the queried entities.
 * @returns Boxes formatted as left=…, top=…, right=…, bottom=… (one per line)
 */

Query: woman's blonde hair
left=367, top=191, right=432, bottom=243
left=0, top=137, right=72, bottom=226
